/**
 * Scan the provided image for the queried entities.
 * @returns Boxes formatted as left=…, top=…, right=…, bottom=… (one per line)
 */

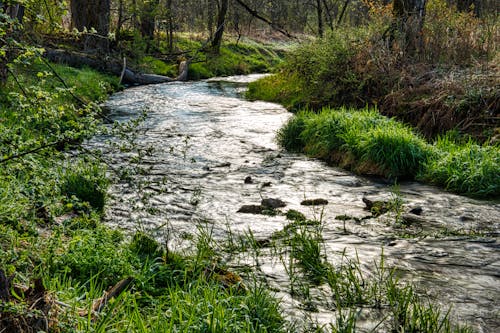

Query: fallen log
left=44, top=48, right=188, bottom=85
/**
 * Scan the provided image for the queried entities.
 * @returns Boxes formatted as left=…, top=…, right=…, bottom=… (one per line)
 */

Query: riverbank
left=246, top=3, right=499, bottom=199
left=0, top=39, right=287, bottom=331
left=276, top=107, right=499, bottom=198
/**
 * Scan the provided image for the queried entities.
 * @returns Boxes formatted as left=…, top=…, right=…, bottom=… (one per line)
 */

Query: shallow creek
left=95, top=75, right=499, bottom=332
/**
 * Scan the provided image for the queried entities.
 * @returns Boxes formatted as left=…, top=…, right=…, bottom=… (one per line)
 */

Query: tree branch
left=234, top=0, right=295, bottom=39
left=0, top=141, right=62, bottom=164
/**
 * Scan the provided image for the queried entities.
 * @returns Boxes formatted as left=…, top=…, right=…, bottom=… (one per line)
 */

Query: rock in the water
left=409, top=206, right=423, bottom=215
left=237, top=205, right=264, bottom=214
left=301, top=198, right=328, bottom=206
left=261, top=198, right=286, bottom=208
left=401, top=214, right=427, bottom=226
left=362, top=197, right=375, bottom=209
left=244, top=176, right=253, bottom=184
left=262, top=182, right=272, bottom=187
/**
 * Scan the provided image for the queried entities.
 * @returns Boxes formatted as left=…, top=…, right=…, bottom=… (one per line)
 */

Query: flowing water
left=95, top=75, right=499, bottom=332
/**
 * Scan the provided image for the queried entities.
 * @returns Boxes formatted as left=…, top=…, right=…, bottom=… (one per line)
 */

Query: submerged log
left=44, top=49, right=188, bottom=85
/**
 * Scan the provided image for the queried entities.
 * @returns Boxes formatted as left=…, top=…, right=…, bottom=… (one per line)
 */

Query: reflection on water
left=94, top=74, right=500, bottom=331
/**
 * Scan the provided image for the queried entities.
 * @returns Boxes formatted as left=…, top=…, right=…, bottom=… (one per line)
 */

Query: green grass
left=420, top=136, right=500, bottom=197
left=279, top=107, right=431, bottom=179
left=187, top=41, right=283, bottom=80
left=276, top=107, right=499, bottom=197
left=269, top=216, right=473, bottom=333
left=138, top=34, right=285, bottom=80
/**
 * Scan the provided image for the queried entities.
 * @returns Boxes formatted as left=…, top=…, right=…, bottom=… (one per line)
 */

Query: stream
left=95, top=75, right=499, bottom=332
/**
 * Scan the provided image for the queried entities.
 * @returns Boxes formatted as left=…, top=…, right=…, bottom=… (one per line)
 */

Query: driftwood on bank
left=44, top=48, right=188, bottom=85
left=78, top=277, right=134, bottom=318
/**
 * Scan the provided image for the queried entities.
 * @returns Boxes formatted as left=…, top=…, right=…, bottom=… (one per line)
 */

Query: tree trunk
left=70, top=0, right=110, bottom=52
left=140, top=1, right=157, bottom=40
left=392, top=0, right=427, bottom=54
left=166, top=0, right=174, bottom=52
left=43, top=49, right=190, bottom=85
left=207, top=0, right=215, bottom=38
left=115, top=0, right=124, bottom=42
left=0, top=4, right=24, bottom=85
left=211, top=0, right=229, bottom=54
left=337, top=0, right=350, bottom=26
left=321, top=0, right=334, bottom=31
left=316, top=0, right=324, bottom=37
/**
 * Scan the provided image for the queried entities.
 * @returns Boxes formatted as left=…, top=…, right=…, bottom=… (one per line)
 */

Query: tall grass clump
left=61, top=161, right=109, bottom=212
left=357, top=125, right=430, bottom=178
left=277, top=107, right=499, bottom=197
left=276, top=111, right=309, bottom=152
left=420, top=137, right=500, bottom=197
left=279, top=107, right=432, bottom=180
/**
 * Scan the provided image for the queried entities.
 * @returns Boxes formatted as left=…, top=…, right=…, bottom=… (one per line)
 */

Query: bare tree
left=316, top=0, right=324, bottom=37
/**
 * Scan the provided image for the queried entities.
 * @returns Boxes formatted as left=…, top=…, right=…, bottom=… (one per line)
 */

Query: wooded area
left=1, top=0, right=497, bottom=85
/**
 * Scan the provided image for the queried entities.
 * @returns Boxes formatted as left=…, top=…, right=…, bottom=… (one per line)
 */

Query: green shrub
left=276, top=111, right=309, bottom=151
left=188, top=62, right=214, bottom=80
left=130, top=231, right=163, bottom=257
left=247, top=28, right=377, bottom=111
left=61, top=162, right=108, bottom=212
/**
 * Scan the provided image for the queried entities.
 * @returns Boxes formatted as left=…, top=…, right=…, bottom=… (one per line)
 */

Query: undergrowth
left=0, top=55, right=285, bottom=332
left=266, top=213, right=473, bottom=332
left=248, top=0, right=499, bottom=141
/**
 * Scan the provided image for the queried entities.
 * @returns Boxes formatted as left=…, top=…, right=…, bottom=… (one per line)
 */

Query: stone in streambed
left=237, top=205, right=264, bottom=214
left=409, top=206, right=423, bottom=215
left=362, top=197, right=389, bottom=217
left=301, top=198, right=328, bottom=206
left=261, top=198, right=286, bottom=209
left=244, top=176, right=253, bottom=184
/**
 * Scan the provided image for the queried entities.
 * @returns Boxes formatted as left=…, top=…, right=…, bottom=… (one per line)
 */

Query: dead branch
left=234, top=0, right=295, bottom=39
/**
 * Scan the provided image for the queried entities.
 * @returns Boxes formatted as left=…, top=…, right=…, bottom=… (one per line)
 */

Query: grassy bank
left=278, top=108, right=499, bottom=198
left=0, top=58, right=286, bottom=331
left=247, top=1, right=498, bottom=142
left=246, top=0, right=499, bottom=198
left=119, top=33, right=285, bottom=80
